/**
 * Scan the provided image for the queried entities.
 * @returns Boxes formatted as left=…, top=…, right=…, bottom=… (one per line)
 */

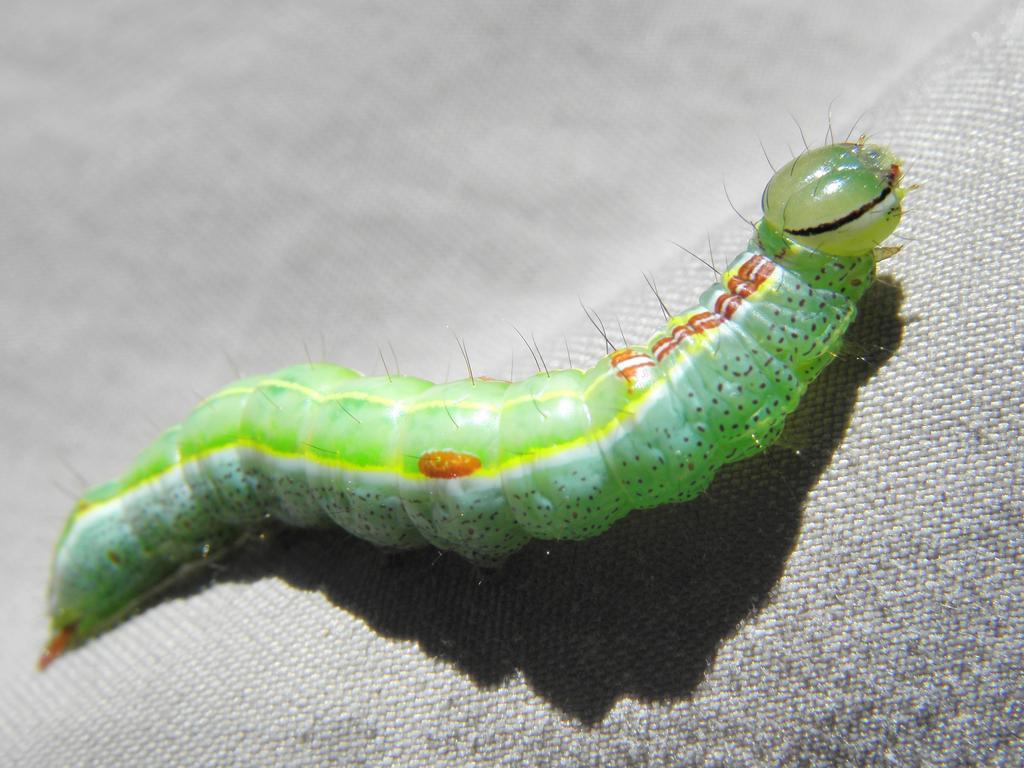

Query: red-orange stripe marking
left=714, top=293, right=744, bottom=319
left=611, top=349, right=657, bottom=385
left=653, top=256, right=775, bottom=362
left=651, top=336, right=675, bottom=359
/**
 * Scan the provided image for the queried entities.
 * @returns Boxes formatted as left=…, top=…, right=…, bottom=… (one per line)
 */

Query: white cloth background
left=2, top=1, right=1021, bottom=765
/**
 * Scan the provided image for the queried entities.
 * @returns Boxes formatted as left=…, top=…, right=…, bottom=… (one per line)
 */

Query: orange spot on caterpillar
left=418, top=450, right=482, bottom=479
left=38, top=624, right=76, bottom=671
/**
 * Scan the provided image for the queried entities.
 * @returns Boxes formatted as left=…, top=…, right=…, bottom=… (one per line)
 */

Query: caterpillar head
left=762, top=142, right=903, bottom=256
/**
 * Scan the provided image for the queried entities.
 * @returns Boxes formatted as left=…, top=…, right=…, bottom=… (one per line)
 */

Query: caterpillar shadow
left=210, top=279, right=905, bottom=724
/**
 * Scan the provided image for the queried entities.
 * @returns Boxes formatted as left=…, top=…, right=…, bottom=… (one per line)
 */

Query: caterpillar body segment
left=42, top=141, right=905, bottom=667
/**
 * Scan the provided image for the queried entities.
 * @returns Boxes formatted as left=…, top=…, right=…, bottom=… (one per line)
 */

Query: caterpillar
left=41, top=140, right=905, bottom=668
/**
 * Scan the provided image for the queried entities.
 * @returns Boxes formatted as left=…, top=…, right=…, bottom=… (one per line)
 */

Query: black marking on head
left=784, top=167, right=896, bottom=237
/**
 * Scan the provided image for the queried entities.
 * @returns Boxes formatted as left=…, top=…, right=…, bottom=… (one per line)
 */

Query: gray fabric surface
left=2, top=1, right=1022, bottom=765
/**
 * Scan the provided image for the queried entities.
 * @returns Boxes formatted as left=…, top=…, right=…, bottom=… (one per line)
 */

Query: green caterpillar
left=41, top=141, right=905, bottom=668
